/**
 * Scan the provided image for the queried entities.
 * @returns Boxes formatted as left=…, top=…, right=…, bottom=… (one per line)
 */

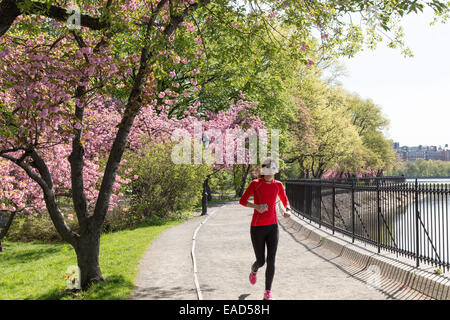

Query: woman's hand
left=283, top=207, right=291, bottom=218
left=255, top=204, right=268, bottom=214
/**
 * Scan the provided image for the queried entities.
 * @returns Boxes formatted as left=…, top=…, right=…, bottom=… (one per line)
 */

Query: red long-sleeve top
left=239, top=178, right=290, bottom=226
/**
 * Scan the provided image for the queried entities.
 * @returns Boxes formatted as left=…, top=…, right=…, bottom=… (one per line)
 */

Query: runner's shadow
left=238, top=294, right=251, bottom=300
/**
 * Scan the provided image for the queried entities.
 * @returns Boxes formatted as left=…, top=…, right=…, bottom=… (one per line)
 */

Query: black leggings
left=250, top=224, right=279, bottom=290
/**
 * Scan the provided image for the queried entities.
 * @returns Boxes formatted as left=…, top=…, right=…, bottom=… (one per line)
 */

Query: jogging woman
left=239, top=158, right=291, bottom=300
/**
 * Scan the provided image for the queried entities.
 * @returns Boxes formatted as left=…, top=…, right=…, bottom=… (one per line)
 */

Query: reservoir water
left=392, top=178, right=450, bottom=264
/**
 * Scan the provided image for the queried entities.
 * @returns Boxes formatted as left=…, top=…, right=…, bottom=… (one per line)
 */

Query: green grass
left=0, top=218, right=184, bottom=300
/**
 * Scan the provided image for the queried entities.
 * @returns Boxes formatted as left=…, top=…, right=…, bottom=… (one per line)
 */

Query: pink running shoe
left=249, top=271, right=257, bottom=285
left=263, top=290, right=273, bottom=300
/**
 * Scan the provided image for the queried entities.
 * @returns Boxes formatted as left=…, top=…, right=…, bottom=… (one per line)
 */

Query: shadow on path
left=279, top=220, right=431, bottom=300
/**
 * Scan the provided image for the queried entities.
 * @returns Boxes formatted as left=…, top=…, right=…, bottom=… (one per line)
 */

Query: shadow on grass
left=0, top=246, right=62, bottom=266
left=34, top=275, right=134, bottom=300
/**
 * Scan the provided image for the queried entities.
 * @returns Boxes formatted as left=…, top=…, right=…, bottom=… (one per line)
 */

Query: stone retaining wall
left=279, top=211, right=450, bottom=300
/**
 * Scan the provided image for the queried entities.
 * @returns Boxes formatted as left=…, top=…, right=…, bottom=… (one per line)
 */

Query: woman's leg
left=264, top=224, right=279, bottom=290
left=250, top=226, right=267, bottom=272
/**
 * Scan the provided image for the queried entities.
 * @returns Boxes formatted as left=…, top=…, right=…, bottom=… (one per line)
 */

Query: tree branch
left=0, top=0, right=110, bottom=37
left=0, top=150, right=78, bottom=245
left=92, top=0, right=211, bottom=229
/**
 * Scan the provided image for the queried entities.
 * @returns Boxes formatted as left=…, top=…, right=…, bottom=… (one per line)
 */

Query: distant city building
left=444, top=149, right=450, bottom=161
left=393, top=143, right=450, bottom=162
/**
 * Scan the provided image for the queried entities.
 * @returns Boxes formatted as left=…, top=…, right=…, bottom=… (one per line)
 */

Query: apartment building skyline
left=393, top=143, right=450, bottom=162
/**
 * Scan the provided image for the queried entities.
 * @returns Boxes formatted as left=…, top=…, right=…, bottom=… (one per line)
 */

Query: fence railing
left=284, top=177, right=450, bottom=272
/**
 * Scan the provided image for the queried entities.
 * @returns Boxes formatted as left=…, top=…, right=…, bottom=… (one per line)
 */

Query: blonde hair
left=261, top=157, right=276, bottom=168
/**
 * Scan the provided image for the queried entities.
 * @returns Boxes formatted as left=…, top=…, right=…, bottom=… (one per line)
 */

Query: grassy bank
left=0, top=217, right=184, bottom=300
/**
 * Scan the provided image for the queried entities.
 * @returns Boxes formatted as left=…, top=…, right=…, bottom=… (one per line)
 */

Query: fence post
left=351, top=180, right=355, bottom=243
left=377, top=179, right=381, bottom=254
left=304, top=184, right=310, bottom=222
left=415, top=178, right=420, bottom=268
left=318, top=182, right=322, bottom=228
left=332, top=180, right=336, bottom=235
left=308, top=182, right=312, bottom=223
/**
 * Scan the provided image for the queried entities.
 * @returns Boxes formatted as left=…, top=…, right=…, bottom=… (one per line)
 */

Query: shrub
left=209, top=169, right=235, bottom=198
left=5, top=142, right=211, bottom=242
left=121, top=141, right=211, bottom=219
left=6, top=212, right=79, bottom=243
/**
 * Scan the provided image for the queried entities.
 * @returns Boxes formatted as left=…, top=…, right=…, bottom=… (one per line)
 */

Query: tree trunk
left=75, top=230, right=104, bottom=290
left=318, top=168, right=325, bottom=178
left=206, top=178, right=212, bottom=201
left=0, top=0, right=20, bottom=38
left=0, top=210, right=16, bottom=252
left=237, top=164, right=251, bottom=197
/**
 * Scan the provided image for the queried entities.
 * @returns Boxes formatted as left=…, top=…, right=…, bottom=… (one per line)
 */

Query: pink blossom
left=186, top=23, right=195, bottom=32
left=80, top=47, right=93, bottom=55
left=39, top=108, right=49, bottom=118
left=301, top=42, right=307, bottom=52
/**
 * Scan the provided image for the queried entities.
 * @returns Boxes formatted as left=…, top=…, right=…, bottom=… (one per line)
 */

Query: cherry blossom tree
left=0, top=0, right=448, bottom=289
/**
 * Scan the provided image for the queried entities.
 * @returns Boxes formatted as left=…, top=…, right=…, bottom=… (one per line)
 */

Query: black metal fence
left=284, top=177, right=450, bottom=272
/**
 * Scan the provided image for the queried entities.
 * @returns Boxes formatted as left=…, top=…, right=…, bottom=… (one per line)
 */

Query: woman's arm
left=239, top=180, right=256, bottom=207
left=239, top=180, right=267, bottom=213
left=278, top=182, right=291, bottom=211
left=245, top=202, right=267, bottom=213
left=277, top=182, right=291, bottom=218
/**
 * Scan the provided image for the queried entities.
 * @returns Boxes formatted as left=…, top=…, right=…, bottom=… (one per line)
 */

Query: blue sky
left=337, top=9, right=450, bottom=148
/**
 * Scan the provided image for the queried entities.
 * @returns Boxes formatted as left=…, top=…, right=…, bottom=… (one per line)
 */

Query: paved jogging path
left=131, top=201, right=431, bottom=300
